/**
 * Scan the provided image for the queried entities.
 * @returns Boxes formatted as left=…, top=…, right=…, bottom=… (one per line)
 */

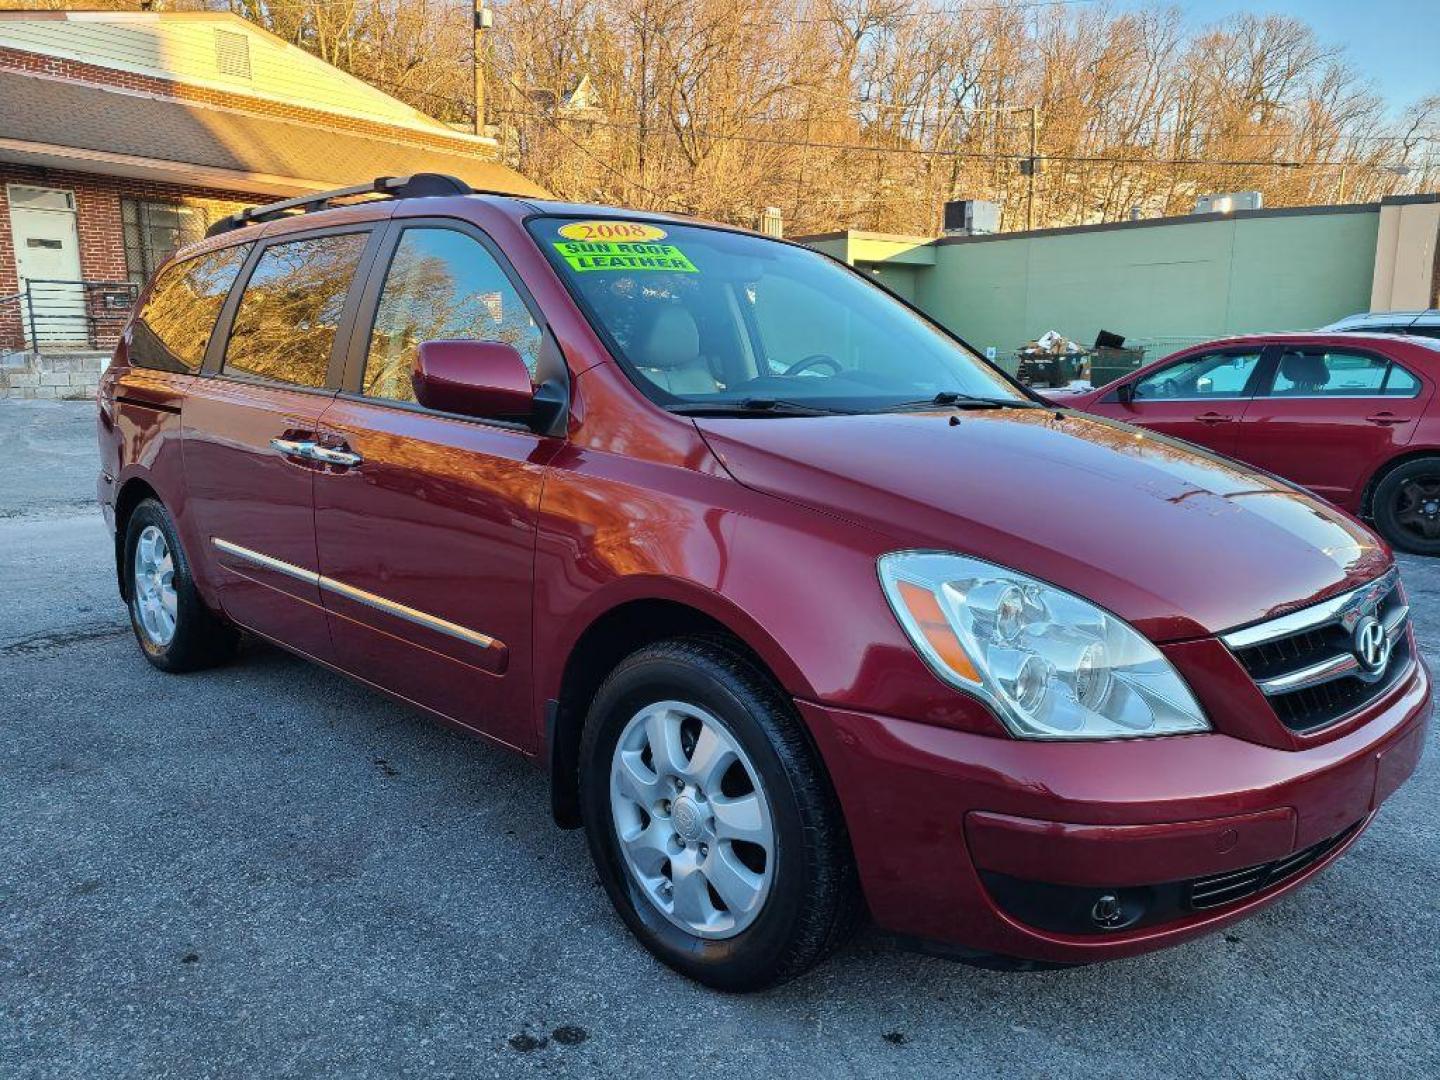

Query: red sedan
left=1052, top=333, right=1440, bottom=554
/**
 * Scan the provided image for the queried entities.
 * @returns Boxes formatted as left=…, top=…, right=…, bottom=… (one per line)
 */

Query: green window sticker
left=553, top=240, right=698, bottom=273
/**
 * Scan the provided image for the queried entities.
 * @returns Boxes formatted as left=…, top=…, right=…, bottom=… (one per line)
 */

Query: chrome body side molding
left=212, top=537, right=500, bottom=651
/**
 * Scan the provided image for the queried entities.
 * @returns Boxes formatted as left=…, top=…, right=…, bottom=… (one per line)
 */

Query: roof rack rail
left=205, top=173, right=474, bottom=238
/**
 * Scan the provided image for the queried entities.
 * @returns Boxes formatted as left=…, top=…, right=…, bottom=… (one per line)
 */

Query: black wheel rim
left=1393, top=474, right=1440, bottom=542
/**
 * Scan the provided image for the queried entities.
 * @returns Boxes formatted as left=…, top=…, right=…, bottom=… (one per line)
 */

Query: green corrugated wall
left=829, top=208, right=1381, bottom=370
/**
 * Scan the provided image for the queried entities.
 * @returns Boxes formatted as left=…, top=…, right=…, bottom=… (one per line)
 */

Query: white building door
left=8, top=185, right=85, bottom=346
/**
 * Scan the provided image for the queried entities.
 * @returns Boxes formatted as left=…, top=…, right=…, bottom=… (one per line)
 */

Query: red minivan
left=97, top=176, right=1430, bottom=990
left=1049, top=334, right=1440, bottom=555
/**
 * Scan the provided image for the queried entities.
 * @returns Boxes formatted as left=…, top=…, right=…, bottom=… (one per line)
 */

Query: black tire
left=1372, top=457, right=1440, bottom=556
left=122, top=498, right=239, bottom=672
left=578, top=637, right=861, bottom=991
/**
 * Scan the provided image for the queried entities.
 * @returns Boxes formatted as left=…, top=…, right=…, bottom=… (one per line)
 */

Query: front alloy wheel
left=610, top=700, right=775, bottom=938
left=579, top=638, right=860, bottom=991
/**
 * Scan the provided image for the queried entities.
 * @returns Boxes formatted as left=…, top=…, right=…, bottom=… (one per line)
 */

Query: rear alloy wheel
left=580, top=638, right=860, bottom=991
left=132, top=525, right=177, bottom=648
left=1373, top=458, right=1440, bottom=556
left=123, top=499, right=239, bottom=672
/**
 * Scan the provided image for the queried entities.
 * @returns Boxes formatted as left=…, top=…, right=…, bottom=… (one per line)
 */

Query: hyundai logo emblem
left=1352, top=615, right=1390, bottom=674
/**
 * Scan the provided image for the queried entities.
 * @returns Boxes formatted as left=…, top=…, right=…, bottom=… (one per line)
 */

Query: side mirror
left=1116, top=381, right=1136, bottom=405
left=412, top=339, right=535, bottom=419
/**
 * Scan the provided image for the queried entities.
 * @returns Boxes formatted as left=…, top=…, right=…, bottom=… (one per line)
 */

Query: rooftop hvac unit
left=1194, top=191, right=1263, bottom=215
left=943, top=199, right=1000, bottom=236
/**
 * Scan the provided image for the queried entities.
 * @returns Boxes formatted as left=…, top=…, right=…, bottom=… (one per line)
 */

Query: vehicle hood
left=695, top=409, right=1389, bottom=642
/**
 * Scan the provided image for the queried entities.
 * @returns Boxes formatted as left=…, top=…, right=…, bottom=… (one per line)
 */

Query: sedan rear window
left=1269, top=348, right=1422, bottom=398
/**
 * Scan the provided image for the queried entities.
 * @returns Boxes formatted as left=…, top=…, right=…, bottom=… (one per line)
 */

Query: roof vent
left=1194, top=191, right=1262, bottom=215
left=215, top=29, right=252, bottom=80
left=943, top=199, right=1000, bottom=236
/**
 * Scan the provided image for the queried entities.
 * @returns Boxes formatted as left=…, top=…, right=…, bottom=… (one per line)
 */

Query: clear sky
left=1113, top=0, right=1439, bottom=110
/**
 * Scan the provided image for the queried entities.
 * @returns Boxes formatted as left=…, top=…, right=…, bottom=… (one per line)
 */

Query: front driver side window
left=363, top=227, right=542, bottom=404
left=1132, top=350, right=1263, bottom=400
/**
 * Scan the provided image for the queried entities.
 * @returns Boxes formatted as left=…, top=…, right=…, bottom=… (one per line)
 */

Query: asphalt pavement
left=1, top=399, right=1436, bottom=1079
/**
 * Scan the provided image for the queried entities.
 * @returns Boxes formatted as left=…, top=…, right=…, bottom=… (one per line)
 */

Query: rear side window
left=223, top=232, right=368, bottom=388
left=129, top=244, right=249, bottom=373
left=1384, top=364, right=1422, bottom=396
left=362, top=227, right=542, bottom=403
left=1269, top=348, right=1421, bottom=398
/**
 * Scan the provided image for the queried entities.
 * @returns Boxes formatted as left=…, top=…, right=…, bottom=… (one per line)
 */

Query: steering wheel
left=1157, top=377, right=1179, bottom=399
left=783, top=354, right=843, bottom=377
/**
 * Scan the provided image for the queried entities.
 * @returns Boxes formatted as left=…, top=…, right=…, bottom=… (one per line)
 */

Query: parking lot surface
left=2, top=399, right=1437, bottom=1079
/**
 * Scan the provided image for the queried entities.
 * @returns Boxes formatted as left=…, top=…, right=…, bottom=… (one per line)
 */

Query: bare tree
left=163, top=0, right=1437, bottom=233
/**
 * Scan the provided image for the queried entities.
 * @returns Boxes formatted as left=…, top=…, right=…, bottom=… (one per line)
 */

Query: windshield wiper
left=669, top=397, right=856, bottom=417
left=881, top=391, right=1043, bottom=412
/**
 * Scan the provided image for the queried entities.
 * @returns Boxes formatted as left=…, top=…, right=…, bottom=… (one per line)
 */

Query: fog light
left=1091, top=893, right=1125, bottom=928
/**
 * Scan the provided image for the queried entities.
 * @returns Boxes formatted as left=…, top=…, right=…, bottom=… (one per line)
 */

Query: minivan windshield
left=528, top=217, right=1027, bottom=413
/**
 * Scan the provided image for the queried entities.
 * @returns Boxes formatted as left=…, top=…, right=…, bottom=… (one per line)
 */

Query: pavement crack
left=0, top=620, right=130, bottom=657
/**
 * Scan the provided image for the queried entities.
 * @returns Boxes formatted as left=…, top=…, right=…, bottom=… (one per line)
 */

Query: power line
left=812, top=92, right=1439, bottom=146
left=356, top=71, right=1430, bottom=171
left=485, top=104, right=1426, bottom=170
left=482, top=0, right=1100, bottom=24
left=386, top=72, right=1436, bottom=152
left=731, top=0, right=1101, bottom=27
left=502, top=78, right=676, bottom=205
left=236, top=0, right=1096, bottom=22
left=235, top=6, right=1430, bottom=169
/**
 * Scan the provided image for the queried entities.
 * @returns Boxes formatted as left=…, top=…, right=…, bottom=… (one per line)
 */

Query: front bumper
left=801, top=657, right=1430, bottom=965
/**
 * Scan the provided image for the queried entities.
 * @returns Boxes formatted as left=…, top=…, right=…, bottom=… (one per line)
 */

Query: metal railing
left=1, top=279, right=138, bottom=353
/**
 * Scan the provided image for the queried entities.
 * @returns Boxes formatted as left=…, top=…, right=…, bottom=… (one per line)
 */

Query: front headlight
left=879, top=552, right=1209, bottom=740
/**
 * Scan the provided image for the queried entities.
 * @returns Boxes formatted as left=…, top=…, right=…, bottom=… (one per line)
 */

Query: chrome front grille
left=1222, top=571, right=1412, bottom=733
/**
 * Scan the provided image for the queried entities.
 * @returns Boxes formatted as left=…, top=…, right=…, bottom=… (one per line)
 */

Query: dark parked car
left=1050, top=333, right=1440, bottom=555
left=98, top=176, right=1429, bottom=990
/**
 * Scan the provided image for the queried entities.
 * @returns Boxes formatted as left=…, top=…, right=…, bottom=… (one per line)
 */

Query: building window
left=122, top=200, right=208, bottom=283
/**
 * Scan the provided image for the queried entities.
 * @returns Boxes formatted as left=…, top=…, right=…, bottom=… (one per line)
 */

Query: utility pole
left=474, top=1, right=492, bottom=135
left=1026, top=105, right=1038, bottom=231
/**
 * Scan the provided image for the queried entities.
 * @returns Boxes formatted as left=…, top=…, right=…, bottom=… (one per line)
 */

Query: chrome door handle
left=1195, top=411, right=1233, bottom=424
left=1365, top=413, right=1409, bottom=426
left=270, top=437, right=316, bottom=457
left=308, top=444, right=364, bottom=468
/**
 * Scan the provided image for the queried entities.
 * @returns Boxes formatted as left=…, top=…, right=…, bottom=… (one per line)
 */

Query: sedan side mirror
left=1116, top=381, right=1136, bottom=405
left=412, top=339, right=535, bottom=419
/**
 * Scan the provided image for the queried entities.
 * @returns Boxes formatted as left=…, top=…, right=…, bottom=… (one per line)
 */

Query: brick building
left=0, top=9, right=544, bottom=398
